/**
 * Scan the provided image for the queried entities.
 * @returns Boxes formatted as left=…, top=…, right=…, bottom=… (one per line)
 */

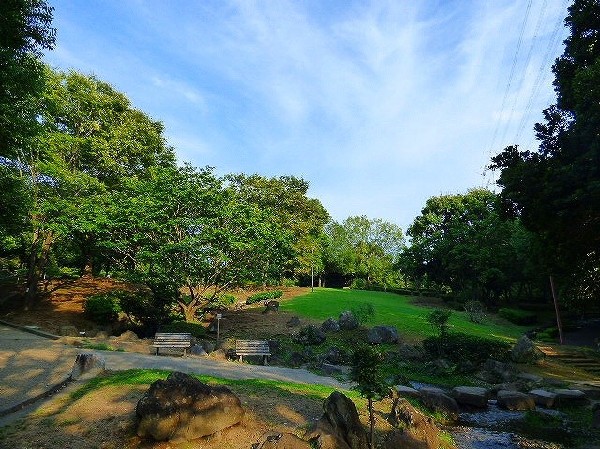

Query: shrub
left=84, top=292, right=122, bottom=324
left=351, top=303, right=375, bottom=325
left=159, top=321, right=206, bottom=338
left=293, top=325, right=326, bottom=345
left=498, top=308, right=537, bottom=325
left=246, top=290, right=283, bottom=305
left=423, top=332, right=511, bottom=366
left=464, top=300, right=486, bottom=323
left=350, top=278, right=367, bottom=290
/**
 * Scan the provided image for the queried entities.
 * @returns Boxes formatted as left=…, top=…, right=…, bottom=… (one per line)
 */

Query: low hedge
left=423, top=332, right=511, bottom=366
left=246, top=290, right=283, bottom=305
left=498, top=308, right=537, bottom=325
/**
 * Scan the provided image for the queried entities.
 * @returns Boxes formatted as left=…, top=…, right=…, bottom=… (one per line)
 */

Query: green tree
left=490, top=0, right=600, bottom=307
left=351, top=345, right=389, bottom=449
left=325, top=216, right=404, bottom=288
left=402, top=189, right=542, bottom=305
left=0, top=0, right=55, bottom=160
left=226, top=174, right=329, bottom=282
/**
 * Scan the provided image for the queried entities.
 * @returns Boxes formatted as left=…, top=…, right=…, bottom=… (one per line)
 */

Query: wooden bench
left=235, top=339, right=271, bottom=364
left=152, top=332, right=192, bottom=356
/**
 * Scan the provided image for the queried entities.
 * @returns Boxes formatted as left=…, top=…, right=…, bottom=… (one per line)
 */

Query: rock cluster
left=136, top=371, right=244, bottom=442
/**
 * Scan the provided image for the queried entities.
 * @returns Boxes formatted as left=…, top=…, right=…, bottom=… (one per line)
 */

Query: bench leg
left=262, top=355, right=268, bottom=366
left=156, top=348, right=159, bottom=356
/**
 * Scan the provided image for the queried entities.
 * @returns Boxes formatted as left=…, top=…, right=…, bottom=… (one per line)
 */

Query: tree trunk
left=368, top=397, right=374, bottom=449
left=25, top=229, right=54, bottom=307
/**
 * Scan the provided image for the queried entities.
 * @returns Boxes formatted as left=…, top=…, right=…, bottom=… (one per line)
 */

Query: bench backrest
left=235, top=339, right=271, bottom=354
left=153, top=332, right=192, bottom=347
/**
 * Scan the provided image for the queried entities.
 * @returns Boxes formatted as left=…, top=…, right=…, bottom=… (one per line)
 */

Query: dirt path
left=0, top=324, right=349, bottom=420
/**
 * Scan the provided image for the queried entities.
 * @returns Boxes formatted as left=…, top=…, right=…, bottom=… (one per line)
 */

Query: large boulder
left=338, top=311, right=359, bottom=330
left=393, top=385, right=421, bottom=400
left=136, top=371, right=244, bottom=441
left=419, top=387, right=459, bottom=421
left=452, top=386, right=489, bottom=409
left=321, top=317, right=341, bottom=333
left=306, top=391, right=368, bottom=449
left=397, top=343, right=427, bottom=362
left=528, top=389, right=557, bottom=408
left=477, top=359, right=518, bottom=383
left=293, top=325, right=326, bottom=346
left=367, top=326, right=399, bottom=345
left=510, top=335, right=544, bottom=363
left=496, top=390, right=535, bottom=411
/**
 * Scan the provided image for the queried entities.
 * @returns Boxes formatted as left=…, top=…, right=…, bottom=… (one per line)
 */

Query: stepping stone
left=555, top=389, right=588, bottom=406
left=497, top=390, right=535, bottom=411
left=529, top=389, right=557, bottom=408
left=394, top=385, right=421, bottom=399
left=452, top=386, right=489, bottom=409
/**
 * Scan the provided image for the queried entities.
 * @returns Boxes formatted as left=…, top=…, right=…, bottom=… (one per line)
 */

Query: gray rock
left=393, top=385, right=421, bottom=399
left=529, top=389, right=557, bottom=408
left=256, top=433, right=312, bottom=449
left=287, top=316, right=301, bottom=327
left=478, top=359, right=518, bottom=383
left=338, top=311, right=359, bottom=330
left=321, top=317, right=340, bottom=333
left=70, top=352, right=106, bottom=380
left=420, top=387, right=459, bottom=420
left=386, top=398, right=449, bottom=449
left=189, top=344, right=208, bottom=356
left=497, top=390, right=536, bottom=411
left=202, top=341, right=216, bottom=353
left=323, top=346, right=345, bottom=365
left=293, top=325, right=326, bottom=346
left=510, top=335, right=544, bottom=363
left=305, top=391, right=368, bottom=449
left=555, top=389, right=588, bottom=406
left=136, top=371, right=244, bottom=441
left=452, top=386, right=490, bottom=409
left=367, top=325, right=399, bottom=345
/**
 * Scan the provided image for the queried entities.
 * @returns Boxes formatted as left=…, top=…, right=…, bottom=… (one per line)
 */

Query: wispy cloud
left=45, top=0, right=569, bottom=229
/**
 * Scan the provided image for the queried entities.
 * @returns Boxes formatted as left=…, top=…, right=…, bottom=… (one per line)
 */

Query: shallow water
left=451, top=426, right=563, bottom=449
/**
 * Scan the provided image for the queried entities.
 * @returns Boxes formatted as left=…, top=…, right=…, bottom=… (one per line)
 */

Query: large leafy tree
left=490, top=0, right=600, bottom=305
left=106, top=166, right=292, bottom=322
left=402, top=189, right=542, bottom=305
left=325, top=216, right=404, bottom=288
left=0, top=0, right=55, bottom=160
left=226, top=174, right=329, bottom=281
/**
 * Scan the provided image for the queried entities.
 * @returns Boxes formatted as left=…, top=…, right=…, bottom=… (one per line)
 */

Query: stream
left=449, top=401, right=566, bottom=449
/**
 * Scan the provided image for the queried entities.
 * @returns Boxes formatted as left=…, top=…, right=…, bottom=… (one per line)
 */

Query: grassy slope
left=280, top=288, right=529, bottom=342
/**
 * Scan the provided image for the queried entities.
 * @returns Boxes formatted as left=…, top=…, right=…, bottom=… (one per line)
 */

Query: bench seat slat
left=153, top=332, right=192, bottom=356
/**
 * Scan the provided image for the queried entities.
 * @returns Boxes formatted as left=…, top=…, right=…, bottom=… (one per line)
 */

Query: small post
left=549, top=276, right=564, bottom=345
left=216, top=313, right=222, bottom=345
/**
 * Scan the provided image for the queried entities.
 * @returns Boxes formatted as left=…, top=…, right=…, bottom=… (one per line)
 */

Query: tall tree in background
left=491, top=0, right=600, bottom=308
left=325, top=216, right=404, bottom=288
left=0, top=0, right=55, bottom=160
left=226, top=174, right=329, bottom=282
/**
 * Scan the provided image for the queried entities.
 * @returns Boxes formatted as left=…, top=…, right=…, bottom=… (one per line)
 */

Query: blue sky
left=44, top=0, right=569, bottom=231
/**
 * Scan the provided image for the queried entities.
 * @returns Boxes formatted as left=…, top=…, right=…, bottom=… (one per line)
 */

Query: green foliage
left=350, top=302, right=375, bottom=325
left=464, top=300, right=486, bottom=323
left=498, top=308, right=537, bottom=325
left=292, top=325, right=326, bottom=346
left=246, top=290, right=283, bottom=305
left=83, top=292, right=121, bottom=324
left=117, top=287, right=174, bottom=332
left=422, top=332, right=511, bottom=366
left=351, top=345, right=388, bottom=399
left=490, top=0, right=600, bottom=309
left=159, top=321, right=206, bottom=338
left=426, top=309, right=452, bottom=337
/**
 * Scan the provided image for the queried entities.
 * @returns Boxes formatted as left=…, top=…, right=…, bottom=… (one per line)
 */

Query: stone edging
left=0, top=377, right=73, bottom=418
left=0, top=319, right=60, bottom=340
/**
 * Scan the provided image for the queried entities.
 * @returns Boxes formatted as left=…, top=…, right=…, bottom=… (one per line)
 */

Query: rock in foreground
left=136, top=371, right=244, bottom=441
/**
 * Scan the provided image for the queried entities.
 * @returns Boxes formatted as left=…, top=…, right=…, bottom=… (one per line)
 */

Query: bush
left=351, top=303, right=375, bottom=325
left=84, top=292, right=122, bottom=324
left=498, top=308, right=537, bottom=325
left=464, top=300, right=486, bottom=323
left=159, top=321, right=206, bottom=338
left=350, top=278, right=367, bottom=290
left=293, top=325, right=326, bottom=345
left=423, top=332, right=511, bottom=366
left=118, top=289, right=175, bottom=333
left=246, top=290, right=283, bottom=305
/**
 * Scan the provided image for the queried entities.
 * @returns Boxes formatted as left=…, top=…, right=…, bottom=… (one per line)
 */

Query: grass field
left=280, top=288, right=530, bottom=342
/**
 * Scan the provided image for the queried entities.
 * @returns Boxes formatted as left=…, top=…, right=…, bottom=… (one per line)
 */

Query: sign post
left=216, top=313, right=222, bottom=345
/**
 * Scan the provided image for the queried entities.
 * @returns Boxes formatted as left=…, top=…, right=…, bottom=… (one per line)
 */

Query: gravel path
left=0, top=324, right=349, bottom=419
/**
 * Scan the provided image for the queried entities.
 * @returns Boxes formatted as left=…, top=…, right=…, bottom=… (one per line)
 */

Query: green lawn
left=280, top=288, right=529, bottom=342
